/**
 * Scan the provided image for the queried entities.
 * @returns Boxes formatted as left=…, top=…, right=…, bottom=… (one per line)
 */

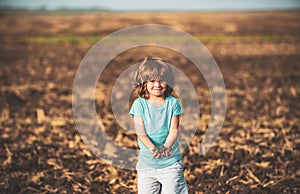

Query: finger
left=153, top=150, right=161, bottom=158
left=152, top=151, right=158, bottom=158
left=165, top=151, right=170, bottom=157
left=166, top=150, right=172, bottom=157
left=155, top=153, right=161, bottom=159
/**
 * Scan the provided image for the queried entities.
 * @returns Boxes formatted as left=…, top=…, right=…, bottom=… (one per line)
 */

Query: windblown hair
left=131, top=56, right=175, bottom=101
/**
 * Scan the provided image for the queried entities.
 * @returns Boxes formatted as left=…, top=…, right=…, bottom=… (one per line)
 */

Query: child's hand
left=159, top=145, right=172, bottom=157
left=151, top=145, right=173, bottom=158
left=151, top=146, right=163, bottom=159
left=162, top=145, right=172, bottom=157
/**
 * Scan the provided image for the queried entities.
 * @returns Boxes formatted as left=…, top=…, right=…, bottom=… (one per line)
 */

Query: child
left=129, top=56, right=188, bottom=194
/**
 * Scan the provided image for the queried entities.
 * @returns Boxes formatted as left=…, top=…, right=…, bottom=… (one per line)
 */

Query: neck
left=148, top=95, right=165, bottom=104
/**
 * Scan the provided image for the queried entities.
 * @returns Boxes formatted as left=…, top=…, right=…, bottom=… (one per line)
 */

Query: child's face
left=146, top=79, right=167, bottom=98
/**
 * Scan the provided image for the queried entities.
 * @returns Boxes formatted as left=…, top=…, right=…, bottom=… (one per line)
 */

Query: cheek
left=162, top=83, right=167, bottom=89
left=146, top=83, right=152, bottom=90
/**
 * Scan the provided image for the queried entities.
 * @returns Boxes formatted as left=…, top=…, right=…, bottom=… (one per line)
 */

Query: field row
left=1, top=34, right=299, bottom=43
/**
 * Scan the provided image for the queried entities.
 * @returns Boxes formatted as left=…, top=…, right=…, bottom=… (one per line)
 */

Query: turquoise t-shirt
left=129, top=96, right=183, bottom=169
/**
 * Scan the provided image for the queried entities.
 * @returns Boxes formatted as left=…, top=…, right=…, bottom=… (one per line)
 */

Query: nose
left=154, top=81, right=161, bottom=86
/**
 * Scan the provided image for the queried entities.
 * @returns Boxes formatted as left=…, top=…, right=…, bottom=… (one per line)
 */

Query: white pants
left=137, top=160, right=188, bottom=194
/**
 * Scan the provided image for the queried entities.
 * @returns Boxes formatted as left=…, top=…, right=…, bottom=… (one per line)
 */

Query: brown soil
left=0, top=10, right=300, bottom=193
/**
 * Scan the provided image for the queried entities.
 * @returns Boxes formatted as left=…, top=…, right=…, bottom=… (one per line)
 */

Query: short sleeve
left=172, top=98, right=183, bottom=116
left=129, top=98, right=144, bottom=118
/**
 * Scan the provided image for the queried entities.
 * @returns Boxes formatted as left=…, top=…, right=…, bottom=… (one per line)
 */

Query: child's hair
left=129, top=56, right=178, bottom=109
left=133, top=56, right=175, bottom=99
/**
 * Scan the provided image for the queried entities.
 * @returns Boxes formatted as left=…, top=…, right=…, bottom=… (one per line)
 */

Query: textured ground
left=0, top=10, right=300, bottom=193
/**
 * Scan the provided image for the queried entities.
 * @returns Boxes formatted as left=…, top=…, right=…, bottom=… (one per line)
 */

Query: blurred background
left=0, top=0, right=300, bottom=193
left=1, top=0, right=300, bottom=11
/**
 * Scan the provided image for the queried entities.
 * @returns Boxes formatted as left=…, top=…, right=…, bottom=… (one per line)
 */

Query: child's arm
left=133, top=116, right=162, bottom=158
left=163, top=115, right=180, bottom=157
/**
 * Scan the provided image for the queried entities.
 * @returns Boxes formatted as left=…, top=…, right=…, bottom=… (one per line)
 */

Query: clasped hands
left=151, top=145, right=172, bottom=159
